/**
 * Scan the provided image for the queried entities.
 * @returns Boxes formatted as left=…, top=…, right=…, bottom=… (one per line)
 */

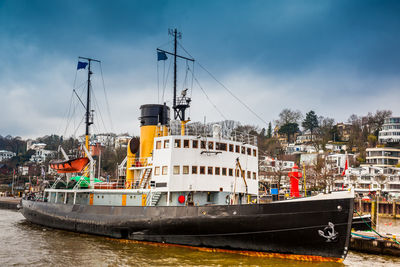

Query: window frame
left=200, top=166, right=206, bottom=175
left=154, top=166, right=160, bottom=176
left=183, top=139, right=190, bottom=148
left=192, top=166, right=198, bottom=174
left=173, top=165, right=180, bottom=175
left=183, top=165, right=189, bottom=174
left=162, top=166, right=168, bottom=175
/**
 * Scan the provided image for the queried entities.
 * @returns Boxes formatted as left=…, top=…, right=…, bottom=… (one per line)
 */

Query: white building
left=363, top=147, right=400, bottom=167
left=0, top=150, right=16, bottom=162
left=379, top=117, right=400, bottom=144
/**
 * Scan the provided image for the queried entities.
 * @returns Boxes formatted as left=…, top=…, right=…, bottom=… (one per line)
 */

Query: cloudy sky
left=1, top=0, right=399, bottom=138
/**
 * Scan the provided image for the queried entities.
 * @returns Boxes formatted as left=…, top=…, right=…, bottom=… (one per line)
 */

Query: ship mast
left=157, top=29, right=194, bottom=135
left=78, top=56, right=100, bottom=150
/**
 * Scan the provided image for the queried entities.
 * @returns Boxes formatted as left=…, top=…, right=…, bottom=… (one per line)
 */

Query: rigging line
left=197, top=61, right=268, bottom=126
left=91, top=87, right=108, bottom=134
left=64, top=86, right=87, bottom=137
left=72, top=116, right=85, bottom=137
left=58, top=90, right=74, bottom=137
left=99, top=62, right=114, bottom=133
left=178, top=43, right=267, bottom=125
left=158, top=67, right=160, bottom=104
left=59, top=69, right=80, bottom=136
left=190, top=71, right=228, bottom=121
left=162, top=58, right=173, bottom=103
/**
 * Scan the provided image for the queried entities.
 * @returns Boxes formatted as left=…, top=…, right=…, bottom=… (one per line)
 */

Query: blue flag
left=157, top=51, right=168, bottom=61
left=77, top=61, right=88, bottom=70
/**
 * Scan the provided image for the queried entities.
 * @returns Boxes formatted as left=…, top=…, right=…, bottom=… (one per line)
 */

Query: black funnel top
left=140, top=104, right=170, bottom=126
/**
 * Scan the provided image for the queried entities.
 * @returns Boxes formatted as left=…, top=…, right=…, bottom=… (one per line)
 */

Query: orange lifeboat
left=49, top=157, right=89, bottom=173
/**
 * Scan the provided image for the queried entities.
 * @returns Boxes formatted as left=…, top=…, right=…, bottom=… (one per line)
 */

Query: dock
left=0, top=197, right=21, bottom=210
left=350, top=231, right=400, bottom=257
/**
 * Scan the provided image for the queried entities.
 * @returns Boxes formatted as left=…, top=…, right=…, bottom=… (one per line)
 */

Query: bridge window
left=184, top=139, right=190, bottom=148
left=247, top=148, right=251, bottom=155
left=208, top=141, right=214, bottom=150
left=235, top=145, right=240, bottom=153
left=216, top=142, right=227, bottom=151
left=229, top=168, right=233, bottom=176
left=192, top=140, right=198, bottom=148
left=215, top=167, right=220, bottom=175
left=173, top=166, right=180, bottom=175
left=208, top=166, right=213, bottom=175
left=162, top=166, right=168, bottom=175
left=241, top=147, right=246, bottom=154
left=154, top=167, right=160, bottom=176
left=229, top=144, right=234, bottom=152
left=253, top=149, right=257, bottom=157
left=192, top=166, right=198, bottom=174
left=183, top=166, right=189, bottom=174
left=253, top=172, right=257, bottom=180
left=174, top=139, right=181, bottom=148
left=200, top=166, right=205, bottom=174
left=247, top=171, right=251, bottom=179
left=201, top=141, right=206, bottom=149
left=164, top=140, right=170, bottom=148
left=222, top=168, right=227, bottom=176
left=156, top=141, right=161, bottom=149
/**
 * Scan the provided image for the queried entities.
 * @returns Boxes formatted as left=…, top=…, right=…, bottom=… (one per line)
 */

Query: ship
left=20, top=29, right=354, bottom=263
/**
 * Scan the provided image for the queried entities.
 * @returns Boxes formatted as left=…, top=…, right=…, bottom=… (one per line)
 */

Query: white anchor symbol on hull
left=318, top=222, right=338, bottom=242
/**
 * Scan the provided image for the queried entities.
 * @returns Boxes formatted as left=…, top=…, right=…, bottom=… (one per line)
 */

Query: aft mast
left=157, top=29, right=194, bottom=135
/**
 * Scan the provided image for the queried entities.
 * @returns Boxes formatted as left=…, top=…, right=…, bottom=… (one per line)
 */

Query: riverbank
left=0, top=197, right=21, bottom=210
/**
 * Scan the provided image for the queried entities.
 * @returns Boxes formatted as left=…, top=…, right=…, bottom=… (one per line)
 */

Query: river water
left=1, top=209, right=399, bottom=267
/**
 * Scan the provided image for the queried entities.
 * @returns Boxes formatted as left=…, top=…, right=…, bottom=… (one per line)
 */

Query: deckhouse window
left=184, top=139, right=190, bottom=148
left=156, top=141, right=161, bottom=149
left=215, top=167, right=220, bottom=175
left=253, top=149, right=257, bottom=157
left=154, top=167, right=160, bottom=176
left=222, top=168, right=227, bottom=176
left=253, top=172, right=257, bottom=180
left=201, top=141, right=206, bottom=149
left=229, top=144, right=234, bottom=152
left=235, top=169, right=240, bottom=177
left=247, top=171, right=251, bottom=179
left=247, top=148, right=251, bottom=155
left=216, top=142, right=227, bottom=151
left=174, top=139, right=181, bottom=148
left=200, top=166, right=205, bottom=174
left=208, top=141, right=214, bottom=150
left=235, top=145, right=240, bottom=153
left=228, top=168, right=233, bottom=176
left=241, top=146, right=246, bottom=154
left=164, top=140, right=170, bottom=148
left=192, top=140, right=199, bottom=148
left=183, top=166, right=189, bottom=174
left=192, top=166, right=198, bottom=174
left=208, top=167, right=213, bottom=175
left=162, top=166, right=168, bottom=175
left=173, top=166, right=180, bottom=175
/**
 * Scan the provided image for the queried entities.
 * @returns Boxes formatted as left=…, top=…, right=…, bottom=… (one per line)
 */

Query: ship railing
left=169, top=124, right=258, bottom=146
left=129, top=157, right=152, bottom=168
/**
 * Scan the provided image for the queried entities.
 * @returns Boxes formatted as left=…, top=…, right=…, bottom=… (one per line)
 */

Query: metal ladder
left=139, top=168, right=152, bottom=189
left=151, top=192, right=162, bottom=206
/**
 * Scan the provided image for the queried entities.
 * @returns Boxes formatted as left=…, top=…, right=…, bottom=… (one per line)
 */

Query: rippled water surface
left=1, top=209, right=399, bottom=266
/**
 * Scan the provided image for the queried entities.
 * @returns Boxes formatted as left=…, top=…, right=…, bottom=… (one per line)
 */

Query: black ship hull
left=20, top=196, right=353, bottom=262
